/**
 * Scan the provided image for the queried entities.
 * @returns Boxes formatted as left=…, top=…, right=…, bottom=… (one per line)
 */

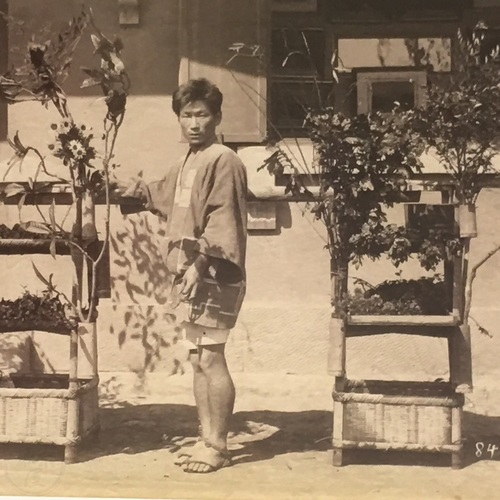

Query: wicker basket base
left=0, top=373, right=99, bottom=463
left=332, top=380, right=464, bottom=469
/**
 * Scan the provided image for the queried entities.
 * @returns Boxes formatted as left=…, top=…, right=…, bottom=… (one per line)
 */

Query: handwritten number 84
left=476, top=442, right=499, bottom=458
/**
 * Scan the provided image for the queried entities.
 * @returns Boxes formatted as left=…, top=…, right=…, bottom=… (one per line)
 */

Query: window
left=356, top=70, right=427, bottom=114
left=179, top=0, right=268, bottom=143
left=270, top=11, right=335, bottom=137
left=269, top=3, right=457, bottom=138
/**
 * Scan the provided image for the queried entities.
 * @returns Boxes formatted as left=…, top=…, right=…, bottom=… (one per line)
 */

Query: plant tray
left=0, top=373, right=99, bottom=463
left=332, top=379, right=464, bottom=468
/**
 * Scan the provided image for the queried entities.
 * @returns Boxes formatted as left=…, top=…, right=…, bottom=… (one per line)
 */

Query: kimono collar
left=188, top=135, right=219, bottom=156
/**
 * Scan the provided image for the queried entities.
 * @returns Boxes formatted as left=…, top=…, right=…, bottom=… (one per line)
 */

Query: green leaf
left=80, top=77, right=102, bottom=89
left=344, top=137, right=361, bottom=145
left=17, top=192, right=27, bottom=213
left=49, top=238, right=57, bottom=259
left=49, top=198, right=57, bottom=231
left=32, top=261, right=50, bottom=287
left=20, top=221, right=52, bottom=234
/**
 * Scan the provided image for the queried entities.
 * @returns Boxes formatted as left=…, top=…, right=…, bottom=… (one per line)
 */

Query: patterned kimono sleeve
left=195, top=151, right=248, bottom=284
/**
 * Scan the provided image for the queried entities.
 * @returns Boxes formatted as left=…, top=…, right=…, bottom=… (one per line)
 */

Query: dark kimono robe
left=132, top=142, right=247, bottom=330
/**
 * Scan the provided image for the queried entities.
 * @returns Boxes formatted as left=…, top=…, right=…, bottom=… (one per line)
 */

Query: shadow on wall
left=109, top=212, right=189, bottom=384
left=0, top=333, right=30, bottom=374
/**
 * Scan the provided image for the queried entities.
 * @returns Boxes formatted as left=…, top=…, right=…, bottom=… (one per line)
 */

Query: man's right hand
left=110, top=175, right=145, bottom=198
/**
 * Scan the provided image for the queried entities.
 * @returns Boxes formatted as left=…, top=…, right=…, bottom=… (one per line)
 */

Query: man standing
left=118, top=78, right=247, bottom=473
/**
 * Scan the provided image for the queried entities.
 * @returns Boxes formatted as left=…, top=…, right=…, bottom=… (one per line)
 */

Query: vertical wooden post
left=448, top=232, right=472, bottom=392
left=72, top=197, right=84, bottom=307
left=65, top=326, right=79, bottom=464
left=332, top=399, right=344, bottom=467
left=449, top=324, right=473, bottom=393
left=77, top=322, right=98, bottom=380
left=327, top=257, right=348, bottom=379
left=82, top=192, right=98, bottom=309
left=440, top=190, right=456, bottom=318
left=451, top=406, right=463, bottom=469
left=447, top=193, right=472, bottom=392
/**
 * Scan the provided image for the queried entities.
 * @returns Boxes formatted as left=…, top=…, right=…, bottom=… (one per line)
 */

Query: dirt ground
left=0, top=368, right=499, bottom=500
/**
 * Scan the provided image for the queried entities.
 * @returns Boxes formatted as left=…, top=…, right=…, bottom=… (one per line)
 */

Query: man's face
left=178, top=100, right=221, bottom=147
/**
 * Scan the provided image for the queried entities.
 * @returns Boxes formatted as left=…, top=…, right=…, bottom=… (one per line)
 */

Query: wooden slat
left=348, top=315, right=458, bottom=327
left=0, top=239, right=71, bottom=255
left=448, top=324, right=473, bottom=393
left=328, top=317, right=346, bottom=376
left=2, top=174, right=500, bottom=205
left=346, top=324, right=455, bottom=338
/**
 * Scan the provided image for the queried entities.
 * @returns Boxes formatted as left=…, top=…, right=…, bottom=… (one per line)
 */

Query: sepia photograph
left=0, top=0, right=500, bottom=499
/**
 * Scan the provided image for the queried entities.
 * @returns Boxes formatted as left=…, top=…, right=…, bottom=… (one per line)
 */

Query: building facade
left=1, top=0, right=500, bottom=379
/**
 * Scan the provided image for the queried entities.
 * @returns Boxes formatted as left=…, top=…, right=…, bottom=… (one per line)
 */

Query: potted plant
left=412, top=23, right=500, bottom=238
left=0, top=10, right=129, bottom=462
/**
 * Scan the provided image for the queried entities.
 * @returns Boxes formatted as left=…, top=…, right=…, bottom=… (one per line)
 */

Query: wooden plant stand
left=0, top=185, right=103, bottom=463
left=328, top=183, right=471, bottom=469
left=0, top=324, right=100, bottom=464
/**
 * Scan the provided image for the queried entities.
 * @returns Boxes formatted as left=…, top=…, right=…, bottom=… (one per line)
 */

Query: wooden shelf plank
left=0, top=239, right=71, bottom=255
left=346, top=324, right=455, bottom=338
left=348, top=315, right=458, bottom=326
left=346, top=315, right=459, bottom=337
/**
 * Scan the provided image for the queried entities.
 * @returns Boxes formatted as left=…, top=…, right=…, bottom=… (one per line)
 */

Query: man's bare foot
left=174, top=439, right=205, bottom=466
left=182, top=441, right=231, bottom=474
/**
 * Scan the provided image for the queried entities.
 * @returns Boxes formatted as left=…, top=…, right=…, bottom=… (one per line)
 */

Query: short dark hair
left=172, top=78, right=223, bottom=116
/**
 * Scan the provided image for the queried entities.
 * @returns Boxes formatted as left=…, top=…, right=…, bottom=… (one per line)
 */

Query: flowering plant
left=0, top=10, right=129, bottom=325
left=411, top=23, right=500, bottom=205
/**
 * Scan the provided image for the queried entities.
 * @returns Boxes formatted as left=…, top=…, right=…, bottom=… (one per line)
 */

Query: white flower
left=58, top=119, right=74, bottom=134
left=68, top=140, right=86, bottom=160
left=77, top=123, right=92, bottom=136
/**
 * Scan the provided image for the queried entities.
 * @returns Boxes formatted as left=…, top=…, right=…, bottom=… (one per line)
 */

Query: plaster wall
left=0, top=1, right=500, bottom=381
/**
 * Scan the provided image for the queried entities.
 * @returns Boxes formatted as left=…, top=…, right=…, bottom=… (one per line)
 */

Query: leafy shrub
left=347, top=277, right=451, bottom=316
left=0, top=291, right=76, bottom=332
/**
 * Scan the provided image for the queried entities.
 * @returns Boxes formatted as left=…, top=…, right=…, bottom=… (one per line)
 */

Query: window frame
left=356, top=69, right=428, bottom=115
left=268, top=2, right=462, bottom=138
left=269, top=9, right=335, bottom=137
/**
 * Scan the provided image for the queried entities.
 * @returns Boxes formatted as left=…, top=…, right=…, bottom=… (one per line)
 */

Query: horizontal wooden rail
left=0, top=174, right=499, bottom=205
left=348, top=314, right=459, bottom=327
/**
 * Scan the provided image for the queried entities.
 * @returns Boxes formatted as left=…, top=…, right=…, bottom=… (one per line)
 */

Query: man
left=117, top=78, right=247, bottom=473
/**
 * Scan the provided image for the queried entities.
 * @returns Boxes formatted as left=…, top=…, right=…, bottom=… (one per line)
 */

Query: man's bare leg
left=200, top=344, right=235, bottom=450
left=183, top=344, right=235, bottom=473
left=174, top=350, right=211, bottom=466
left=191, top=349, right=212, bottom=439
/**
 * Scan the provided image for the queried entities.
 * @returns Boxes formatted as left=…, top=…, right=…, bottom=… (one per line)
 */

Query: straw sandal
left=182, top=439, right=232, bottom=474
left=173, top=438, right=205, bottom=466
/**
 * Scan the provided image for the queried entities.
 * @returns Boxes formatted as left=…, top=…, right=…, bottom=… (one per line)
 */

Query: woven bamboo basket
left=332, top=379, right=464, bottom=468
left=0, top=373, right=99, bottom=461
